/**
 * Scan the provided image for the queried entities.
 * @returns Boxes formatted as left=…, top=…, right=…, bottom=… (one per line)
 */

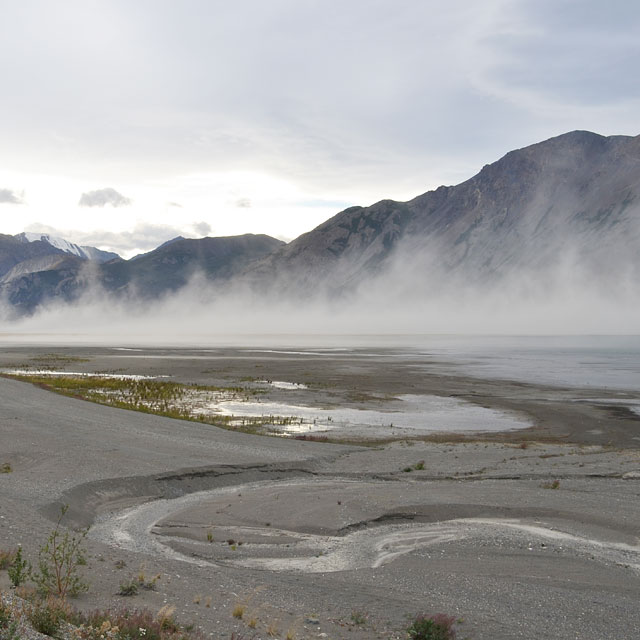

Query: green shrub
left=407, top=613, right=457, bottom=640
left=118, top=580, right=139, bottom=596
left=31, top=505, right=88, bottom=598
left=7, top=547, right=30, bottom=587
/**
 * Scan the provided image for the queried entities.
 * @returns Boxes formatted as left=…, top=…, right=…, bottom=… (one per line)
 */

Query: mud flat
left=1, top=344, right=640, bottom=639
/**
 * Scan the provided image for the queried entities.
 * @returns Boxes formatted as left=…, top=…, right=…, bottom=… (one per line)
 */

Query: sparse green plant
left=350, top=610, right=367, bottom=625
left=0, top=463, right=11, bottom=474
left=206, top=531, right=214, bottom=543
left=407, top=613, right=457, bottom=640
left=541, top=479, right=561, bottom=489
left=413, top=460, right=425, bottom=471
left=403, top=466, right=413, bottom=473
left=31, top=505, right=88, bottom=598
left=0, top=615, right=19, bottom=640
left=0, top=599, right=14, bottom=629
left=7, top=546, right=30, bottom=587
left=136, top=573, right=160, bottom=591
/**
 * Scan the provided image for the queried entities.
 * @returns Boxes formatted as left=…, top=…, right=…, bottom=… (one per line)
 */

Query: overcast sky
left=0, top=0, right=638, bottom=257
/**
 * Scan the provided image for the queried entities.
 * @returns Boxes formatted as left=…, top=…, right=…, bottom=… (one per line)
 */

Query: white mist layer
left=4, top=285, right=640, bottom=347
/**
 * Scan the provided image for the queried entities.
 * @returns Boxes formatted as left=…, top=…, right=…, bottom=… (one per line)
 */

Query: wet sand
left=1, top=345, right=639, bottom=639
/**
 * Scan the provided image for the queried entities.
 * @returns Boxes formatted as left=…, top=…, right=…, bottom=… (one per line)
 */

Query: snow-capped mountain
left=15, top=232, right=120, bottom=263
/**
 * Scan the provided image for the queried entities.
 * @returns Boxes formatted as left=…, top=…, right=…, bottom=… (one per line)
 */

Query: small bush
left=0, top=463, right=11, bottom=474
left=413, top=460, right=425, bottom=471
left=118, top=580, right=139, bottom=596
left=7, top=547, right=30, bottom=587
left=32, top=505, right=89, bottom=598
left=407, top=613, right=457, bottom=640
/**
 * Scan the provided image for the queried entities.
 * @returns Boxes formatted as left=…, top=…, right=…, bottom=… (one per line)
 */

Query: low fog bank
left=1, top=261, right=639, bottom=348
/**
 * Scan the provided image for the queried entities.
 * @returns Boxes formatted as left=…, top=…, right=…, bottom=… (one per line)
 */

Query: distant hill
left=98, top=234, right=285, bottom=298
left=0, top=234, right=285, bottom=315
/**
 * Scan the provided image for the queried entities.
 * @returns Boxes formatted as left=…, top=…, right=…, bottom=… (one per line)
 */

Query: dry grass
left=0, top=549, right=17, bottom=570
left=232, top=604, right=245, bottom=619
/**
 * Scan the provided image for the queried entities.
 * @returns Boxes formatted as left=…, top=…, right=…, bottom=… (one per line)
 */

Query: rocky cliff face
left=243, top=131, right=640, bottom=294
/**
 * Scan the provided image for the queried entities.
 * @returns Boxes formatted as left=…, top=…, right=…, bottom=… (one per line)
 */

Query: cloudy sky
left=0, top=0, right=638, bottom=258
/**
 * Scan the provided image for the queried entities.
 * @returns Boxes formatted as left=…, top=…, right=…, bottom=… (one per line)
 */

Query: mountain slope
left=243, top=131, right=640, bottom=293
left=0, top=233, right=67, bottom=280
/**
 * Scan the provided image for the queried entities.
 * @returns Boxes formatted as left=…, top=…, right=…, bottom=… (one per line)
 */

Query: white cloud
left=0, top=188, right=24, bottom=204
left=0, top=0, right=638, bottom=243
left=79, top=187, right=132, bottom=208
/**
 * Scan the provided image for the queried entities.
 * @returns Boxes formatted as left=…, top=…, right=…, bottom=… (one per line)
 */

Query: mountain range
left=2, top=130, right=639, bottom=316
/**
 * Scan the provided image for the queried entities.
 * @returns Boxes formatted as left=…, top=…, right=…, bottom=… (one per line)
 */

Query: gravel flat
left=1, top=346, right=640, bottom=640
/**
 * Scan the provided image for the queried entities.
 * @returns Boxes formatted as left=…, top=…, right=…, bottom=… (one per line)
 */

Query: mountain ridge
left=2, top=130, right=639, bottom=315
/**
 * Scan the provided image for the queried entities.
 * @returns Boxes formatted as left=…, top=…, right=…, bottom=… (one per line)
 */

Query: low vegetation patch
left=4, top=373, right=303, bottom=438
left=407, top=613, right=457, bottom=639
left=25, top=595, right=73, bottom=637
left=0, top=592, right=204, bottom=640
